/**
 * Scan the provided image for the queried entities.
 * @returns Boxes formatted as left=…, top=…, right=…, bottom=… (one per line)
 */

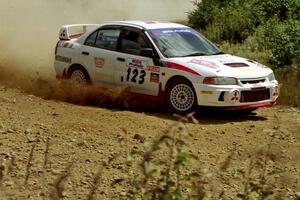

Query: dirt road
left=0, top=82, right=299, bottom=199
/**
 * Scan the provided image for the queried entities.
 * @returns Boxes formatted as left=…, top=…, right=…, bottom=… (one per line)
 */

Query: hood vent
left=224, top=63, right=249, bottom=67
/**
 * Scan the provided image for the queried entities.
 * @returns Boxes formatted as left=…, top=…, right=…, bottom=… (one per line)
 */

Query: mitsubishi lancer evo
left=54, top=21, right=279, bottom=115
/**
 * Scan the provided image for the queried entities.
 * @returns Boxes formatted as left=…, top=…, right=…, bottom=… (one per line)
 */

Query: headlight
left=267, top=73, right=275, bottom=81
left=203, top=77, right=238, bottom=85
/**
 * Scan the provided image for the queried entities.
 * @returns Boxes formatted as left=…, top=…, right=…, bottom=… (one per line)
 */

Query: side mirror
left=140, top=48, right=154, bottom=58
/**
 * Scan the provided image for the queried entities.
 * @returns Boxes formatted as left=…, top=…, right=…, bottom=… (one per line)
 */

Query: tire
left=68, top=66, right=90, bottom=86
left=166, top=78, right=197, bottom=115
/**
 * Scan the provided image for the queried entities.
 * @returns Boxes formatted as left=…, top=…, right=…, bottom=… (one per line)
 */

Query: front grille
left=240, top=89, right=270, bottom=102
left=241, top=79, right=266, bottom=84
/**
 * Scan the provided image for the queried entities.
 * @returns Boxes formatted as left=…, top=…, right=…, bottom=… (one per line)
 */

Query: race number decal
left=126, top=68, right=146, bottom=84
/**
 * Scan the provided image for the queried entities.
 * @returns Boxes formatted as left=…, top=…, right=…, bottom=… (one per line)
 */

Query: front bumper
left=193, top=81, right=279, bottom=109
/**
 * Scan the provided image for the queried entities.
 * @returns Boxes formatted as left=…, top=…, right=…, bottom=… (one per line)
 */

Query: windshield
left=147, top=28, right=222, bottom=58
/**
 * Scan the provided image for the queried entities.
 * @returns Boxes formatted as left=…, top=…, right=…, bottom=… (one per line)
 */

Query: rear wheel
left=166, top=78, right=197, bottom=115
left=68, top=66, right=90, bottom=86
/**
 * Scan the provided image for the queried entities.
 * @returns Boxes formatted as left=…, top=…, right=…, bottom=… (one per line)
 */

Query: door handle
left=82, top=51, right=90, bottom=55
left=117, top=57, right=125, bottom=62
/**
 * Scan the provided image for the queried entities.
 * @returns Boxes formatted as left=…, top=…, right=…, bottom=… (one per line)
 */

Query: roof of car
left=103, top=20, right=188, bottom=30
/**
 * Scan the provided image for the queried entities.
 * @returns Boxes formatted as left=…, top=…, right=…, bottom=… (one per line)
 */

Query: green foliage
left=255, top=19, right=300, bottom=67
left=188, top=0, right=300, bottom=68
left=255, top=0, right=300, bottom=21
left=189, top=0, right=257, bottom=42
left=221, top=36, right=270, bottom=66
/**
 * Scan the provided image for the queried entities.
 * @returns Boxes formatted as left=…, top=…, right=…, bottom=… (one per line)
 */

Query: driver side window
left=120, top=28, right=150, bottom=55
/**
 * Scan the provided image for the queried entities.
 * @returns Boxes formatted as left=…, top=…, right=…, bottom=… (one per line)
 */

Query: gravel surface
left=0, top=85, right=299, bottom=199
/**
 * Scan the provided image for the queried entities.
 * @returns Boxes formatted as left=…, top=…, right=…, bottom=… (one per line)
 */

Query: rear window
left=85, top=31, right=98, bottom=46
left=84, top=28, right=121, bottom=51
left=95, top=29, right=121, bottom=51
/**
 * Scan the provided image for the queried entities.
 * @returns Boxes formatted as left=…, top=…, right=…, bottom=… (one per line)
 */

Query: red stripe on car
left=225, top=102, right=276, bottom=110
left=166, top=62, right=201, bottom=76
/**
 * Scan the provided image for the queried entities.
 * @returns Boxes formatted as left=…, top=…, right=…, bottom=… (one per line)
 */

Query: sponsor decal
left=55, top=55, right=71, bottom=63
left=127, top=58, right=147, bottom=68
left=189, top=59, right=219, bottom=69
left=147, top=66, right=160, bottom=73
left=94, top=57, right=105, bottom=68
left=150, top=73, right=159, bottom=83
left=151, top=29, right=192, bottom=37
left=161, top=29, right=191, bottom=34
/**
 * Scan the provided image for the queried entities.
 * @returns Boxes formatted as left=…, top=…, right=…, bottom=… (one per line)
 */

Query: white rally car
left=54, top=21, right=279, bottom=115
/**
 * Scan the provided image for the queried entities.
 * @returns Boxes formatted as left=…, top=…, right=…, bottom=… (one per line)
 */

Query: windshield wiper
left=181, top=51, right=209, bottom=57
left=211, top=51, right=225, bottom=55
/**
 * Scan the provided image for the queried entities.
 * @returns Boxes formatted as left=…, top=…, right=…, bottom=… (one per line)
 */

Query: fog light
left=272, top=86, right=279, bottom=97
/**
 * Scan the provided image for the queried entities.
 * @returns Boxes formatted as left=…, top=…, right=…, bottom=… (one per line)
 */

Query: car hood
left=167, top=54, right=273, bottom=79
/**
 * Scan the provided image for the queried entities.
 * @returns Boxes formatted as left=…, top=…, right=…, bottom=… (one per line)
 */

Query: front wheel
left=166, top=78, right=197, bottom=115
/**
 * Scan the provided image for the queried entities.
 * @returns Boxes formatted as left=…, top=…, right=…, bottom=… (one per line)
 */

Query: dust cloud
left=0, top=0, right=192, bottom=110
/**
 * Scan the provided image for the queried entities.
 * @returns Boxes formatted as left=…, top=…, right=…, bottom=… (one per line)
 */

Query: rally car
left=54, top=21, right=279, bottom=115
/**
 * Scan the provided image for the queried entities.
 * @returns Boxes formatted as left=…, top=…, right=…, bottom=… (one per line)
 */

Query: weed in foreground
left=49, top=162, right=73, bottom=200
left=24, top=138, right=38, bottom=185
left=121, top=113, right=287, bottom=200
left=236, top=145, right=286, bottom=200
left=127, top=114, right=213, bottom=200
left=87, top=170, right=102, bottom=200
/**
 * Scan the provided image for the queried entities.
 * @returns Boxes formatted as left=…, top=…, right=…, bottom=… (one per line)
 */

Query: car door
left=80, top=26, right=121, bottom=87
left=114, top=27, right=160, bottom=96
